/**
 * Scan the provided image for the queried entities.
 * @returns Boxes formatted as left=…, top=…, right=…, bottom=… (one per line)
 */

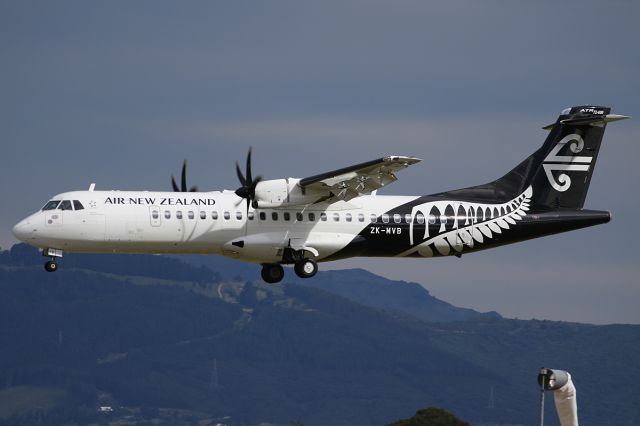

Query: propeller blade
left=171, top=159, right=200, bottom=192
left=181, top=160, right=188, bottom=192
left=235, top=187, right=247, bottom=198
left=235, top=148, right=262, bottom=207
left=171, top=175, right=180, bottom=192
left=235, top=161, right=246, bottom=187
left=246, top=147, right=253, bottom=184
left=250, top=175, right=263, bottom=194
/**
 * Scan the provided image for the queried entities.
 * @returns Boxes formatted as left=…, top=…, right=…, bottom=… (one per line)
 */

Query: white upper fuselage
left=12, top=189, right=417, bottom=264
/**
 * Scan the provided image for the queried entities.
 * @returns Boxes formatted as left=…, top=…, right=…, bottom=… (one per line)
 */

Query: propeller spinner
left=171, top=160, right=198, bottom=192
left=235, top=147, right=262, bottom=209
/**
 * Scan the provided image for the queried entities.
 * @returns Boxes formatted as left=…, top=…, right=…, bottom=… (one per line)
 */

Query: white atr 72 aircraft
left=13, top=106, right=627, bottom=283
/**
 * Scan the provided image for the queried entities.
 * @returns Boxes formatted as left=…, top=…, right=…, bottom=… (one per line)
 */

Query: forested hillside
left=1, top=245, right=638, bottom=425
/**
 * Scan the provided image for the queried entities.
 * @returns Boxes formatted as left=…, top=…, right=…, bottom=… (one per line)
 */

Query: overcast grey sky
left=2, top=1, right=638, bottom=324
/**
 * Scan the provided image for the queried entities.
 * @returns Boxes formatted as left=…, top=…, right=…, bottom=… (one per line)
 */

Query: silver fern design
left=401, top=186, right=533, bottom=257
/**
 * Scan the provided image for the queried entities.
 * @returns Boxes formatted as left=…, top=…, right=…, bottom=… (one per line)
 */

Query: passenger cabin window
left=428, top=214, right=436, bottom=224
left=382, top=214, right=389, bottom=224
left=259, top=212, right=266, bottom=220
left=176, top=211, right=183, bottom=219
left=333, top=213, right=340, bottom=222
left=296, top=212, right=303, bottom=221
left=416, top=213, right=425, bottom=224
left=212, top=211, right=218, bottom=220
left=345, top=213, right=352, bottom=222
left=42, top=200, right=60, bottom=211
left=73, top=200, right=84, bottom=210
left=58, top=200, right=72, bottom=211
left=152, top=210, right=159, bottom=219
left=200, top=211, right=206, bottom=219
left=358, top=213, right=364, bottom=222
left=248, top=212, right=255, bottom=220
left=223, top=211, right=230, bottom=220
left=236, top=211, right=243, bottom=220
left=271, top=212, right=278, bottom=221
left=320, top=212, right=327, bottom=221
left=284, top=212, right=290, bottom=221
left=404, top=214, right=411, bottom=223
left=393, top=214, right=401, bottom=224
left=165, top=211, right=171, bottom=219
left=188, top=211, right=195, bottom=219
left=370, top=214, right=377, bottom=223
left=308, top=213, right=316, bottom=221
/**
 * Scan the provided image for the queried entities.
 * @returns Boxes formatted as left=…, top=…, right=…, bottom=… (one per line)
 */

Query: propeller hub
left=235, top=147, right=262, bottom=210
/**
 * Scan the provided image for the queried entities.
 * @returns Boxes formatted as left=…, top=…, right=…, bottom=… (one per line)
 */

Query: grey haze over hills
left=1, top=244, right=639, bottom=425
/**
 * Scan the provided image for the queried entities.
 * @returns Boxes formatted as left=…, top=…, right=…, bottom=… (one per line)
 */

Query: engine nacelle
left=254, top=178, right=323, bottom=208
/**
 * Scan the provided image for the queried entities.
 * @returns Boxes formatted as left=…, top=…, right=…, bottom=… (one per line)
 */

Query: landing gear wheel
left=294, top=259, right=318, bottom=279
left=44, top=260, right=58, bottom=272
left=261, top=264, right=284, bottom=284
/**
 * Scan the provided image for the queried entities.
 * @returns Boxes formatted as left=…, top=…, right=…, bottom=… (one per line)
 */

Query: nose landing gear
left=44, top=260, right=58, bottom=272
left=42, top=247, right=63, bottom=273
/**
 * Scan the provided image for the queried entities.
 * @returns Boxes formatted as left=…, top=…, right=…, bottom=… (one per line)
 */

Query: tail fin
left=437, top=106, right=628, bottom=210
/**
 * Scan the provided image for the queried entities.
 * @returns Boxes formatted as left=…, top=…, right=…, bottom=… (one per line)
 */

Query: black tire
left=261, top=264, right=284, bottom=284
left=294, top=259, right=318, bottom=279
left=44, top=261, right=58, bottom=272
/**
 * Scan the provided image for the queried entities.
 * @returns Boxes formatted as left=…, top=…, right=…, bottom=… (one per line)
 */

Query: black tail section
left=437, top=106, right=628, bottom=211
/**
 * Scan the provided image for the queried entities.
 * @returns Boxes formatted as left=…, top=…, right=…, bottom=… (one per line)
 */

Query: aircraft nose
left=12, top=220, right=30, bottom=241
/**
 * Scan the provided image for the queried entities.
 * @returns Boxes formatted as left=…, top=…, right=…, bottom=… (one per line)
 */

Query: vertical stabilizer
left=436, top=106, right=628, bottom=211
left=529, top=106, right=627, bottom=210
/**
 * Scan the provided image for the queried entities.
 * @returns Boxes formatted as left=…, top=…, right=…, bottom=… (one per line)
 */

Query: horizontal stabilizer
left=542, top=113, right=629, bottom=130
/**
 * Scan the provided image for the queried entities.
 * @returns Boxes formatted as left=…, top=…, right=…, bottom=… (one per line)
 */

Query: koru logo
left=542, top=133, right=591, bottom=192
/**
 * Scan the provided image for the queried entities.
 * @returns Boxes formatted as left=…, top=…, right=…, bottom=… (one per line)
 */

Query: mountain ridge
left=1, top=244, right=638, bottom=425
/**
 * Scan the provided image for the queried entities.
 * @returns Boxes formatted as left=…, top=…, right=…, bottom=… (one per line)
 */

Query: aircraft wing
left=299, top=156, right=422, bottom=201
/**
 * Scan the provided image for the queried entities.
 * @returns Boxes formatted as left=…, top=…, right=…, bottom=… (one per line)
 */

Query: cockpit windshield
left=41, top=199, right=85, bottom=211
left=42, top=200, right=61, bottom=210
left=58, top=200, right=72, bottom=211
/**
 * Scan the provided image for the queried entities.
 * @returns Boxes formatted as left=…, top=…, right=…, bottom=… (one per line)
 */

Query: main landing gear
left=294, top=259, right=318, bottom=279
left=260, top=258, right=319, bottom=284
left=42, top=247, right=63, bottom=273
left=261, top=264, right=284, bottom=284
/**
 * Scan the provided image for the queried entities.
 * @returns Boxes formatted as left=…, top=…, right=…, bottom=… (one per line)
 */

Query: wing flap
left=300, top=156, right=421, bottom=201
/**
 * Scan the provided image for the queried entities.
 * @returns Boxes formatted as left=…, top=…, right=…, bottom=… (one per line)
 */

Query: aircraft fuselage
left=11, top=106, right=626, bottom=282
left=13, top=187, right=609, bottom=265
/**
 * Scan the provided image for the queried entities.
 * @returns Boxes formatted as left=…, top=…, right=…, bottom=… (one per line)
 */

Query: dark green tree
left=387, top=407, right=469, bottom=426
